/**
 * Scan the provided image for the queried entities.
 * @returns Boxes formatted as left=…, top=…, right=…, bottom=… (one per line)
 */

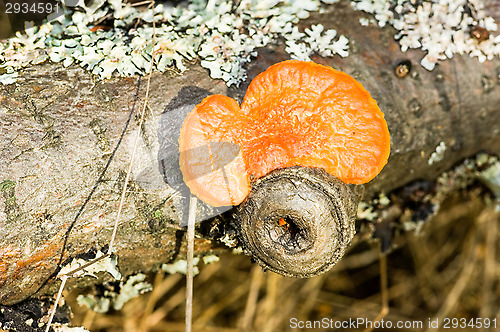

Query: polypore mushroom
left=178, top=60, right=390, bottom=276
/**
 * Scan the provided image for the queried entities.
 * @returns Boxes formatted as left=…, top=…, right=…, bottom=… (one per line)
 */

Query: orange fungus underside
left=179, top=60, right=391, bottom=207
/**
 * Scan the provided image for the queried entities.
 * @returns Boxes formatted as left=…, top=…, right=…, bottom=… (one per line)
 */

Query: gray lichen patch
left=478, top=158, right=500, bottom=201
left=89, top=118, right=111, bottom=153
left=356, top=153, right=500, bottom=252
left=357, top=200, right=378, bottom=221
left=352, top=0, right=500, bottom=70
left=160, top=253, right=220, bottom=276
left=0, top=0, right=349, bottom=85
left=41, top=128, right=63, bottom=150
left=0, top=179, right=22, bottom=224
left=76, top=273, right=152, bottom=313
left=428, top=153, right=500, bottom=214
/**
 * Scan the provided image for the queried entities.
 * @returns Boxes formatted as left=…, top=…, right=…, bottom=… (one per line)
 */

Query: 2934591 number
left=5, top=2, right=59, bottom=14
left=442, top=318, right=497, bottom=329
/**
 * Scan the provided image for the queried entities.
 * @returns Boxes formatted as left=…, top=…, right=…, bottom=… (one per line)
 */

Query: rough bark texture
left=1, top=2, right=500, bottom=305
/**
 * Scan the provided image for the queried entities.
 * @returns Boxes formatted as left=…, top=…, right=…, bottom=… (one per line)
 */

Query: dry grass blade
left=426, top=204, right=483, bottom=331
left=239, top=265, right=264, bottom=331
left=195, top=279, right=249, bottom=326
left=107, top=10, right=155, bottom=254
left=139, top=272, right=183, bottom=331
left=364, top=247, right=389, bottom=332
left=145, top=283, right=187, bottom=328
left=297, top=274, right=326, bottom=320
left=44, top=276, right=68, bottom=332
left=185, top=195, right=197, bottom=332
left=480, top=207, right=498, bottom=321
left=262, top=272, right=280, bottom=332
left=44, top=2, right=157, bottom=330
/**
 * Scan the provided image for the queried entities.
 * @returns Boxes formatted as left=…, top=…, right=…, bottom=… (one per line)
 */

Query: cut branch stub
left=234, top=166, right=360, bottom=278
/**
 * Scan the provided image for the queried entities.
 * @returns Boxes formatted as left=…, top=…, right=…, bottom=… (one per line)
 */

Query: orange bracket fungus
left=177, top=60, right=390, bottom=277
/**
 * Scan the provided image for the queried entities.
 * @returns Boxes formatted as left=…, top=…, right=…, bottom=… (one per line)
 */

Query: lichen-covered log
left=1, top=3, right=500, bottom=305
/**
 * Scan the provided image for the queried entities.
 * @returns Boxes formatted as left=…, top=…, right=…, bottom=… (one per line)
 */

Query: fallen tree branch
left=1, top=3, right=500, bottom=305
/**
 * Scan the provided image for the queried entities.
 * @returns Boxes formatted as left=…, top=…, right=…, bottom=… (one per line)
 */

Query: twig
left=44, top=2, right=158, bottom=330
left=363, top=245, right=389, bottom=332
left=107, top=0, right=156, bottom=255
left=44, top=77, right=142, bottom=332
left=59, top=253, right=111, bottom=277
left=185, top=195, right=197, bottom=332
left=130, top=0, right=154, bottom=7
left=44, top=275, right=68, bottom=332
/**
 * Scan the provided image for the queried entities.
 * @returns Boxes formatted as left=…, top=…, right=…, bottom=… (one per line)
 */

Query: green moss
left=153, top=209, right=164, bottom=220
left=127, top=182, right=175, bottom=232
left=0, top=179, right=15, bottom=190
left=0, top=179, right=21, bottom=223
left=89, top=118, right=111, bottom=152
left=143, top=201, right=174, bottom=233
left=41, top=129, right=63, bottom=150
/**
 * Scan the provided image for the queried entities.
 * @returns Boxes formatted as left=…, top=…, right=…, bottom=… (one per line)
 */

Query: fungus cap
left=179, top=60, right=390, bottom=207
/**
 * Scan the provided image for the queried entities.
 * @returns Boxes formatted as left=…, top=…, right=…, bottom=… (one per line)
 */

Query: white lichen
left=202, top=254, right=220, bottom=264
left=162, top=258, right=200, bottom=275
left=112, top=273, right=152, bottom=310
left=359, top=17, right=372, bottom=26
left=51, top=324, right=91, bottom=332
left=0, top=72, right=18, bottom=85
left=478, top=160, right=500, bottom=200
left=428, top=141, right=446, bottom=165
left=0, top=0, right=349, bottom=85
left=76, top=273, right=152, bottom=313
left=353, top=0, right=500, bottom=70
left=357, top=201, right=378, bottom=221
left=402, top=219, right=425, bottom=233
left=219, top=232, right=238, bottom=248
left=475, top=152, right=490, bottom=167
left=377, top=193, right=390, bottom=206
left=76, top=294, right=111, bottom=313
left=58, top=250, right=122, bottom=280
left=232, top=247, right=244, bottom=254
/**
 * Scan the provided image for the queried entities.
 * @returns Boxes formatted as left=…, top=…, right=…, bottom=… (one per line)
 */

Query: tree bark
left=1, top=2, right=500, bottom=305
